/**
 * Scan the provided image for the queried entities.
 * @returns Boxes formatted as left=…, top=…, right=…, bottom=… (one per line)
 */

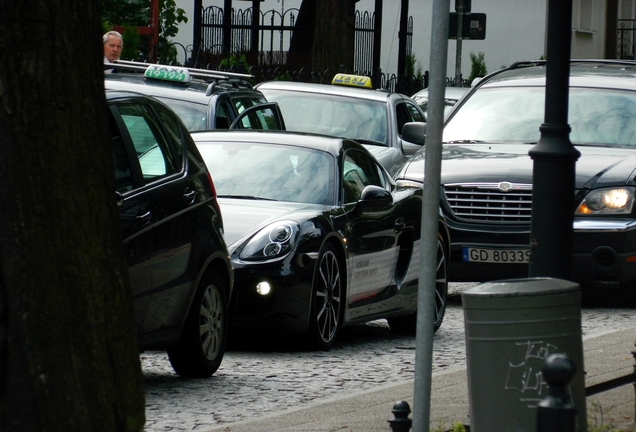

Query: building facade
left=171, top=0, right=636, bottom=80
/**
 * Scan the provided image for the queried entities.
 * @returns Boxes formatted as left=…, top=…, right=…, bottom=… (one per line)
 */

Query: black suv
left=105, top=61, right=285, bottom=132
left=400, top=60, right=636, bottom=298
left=107, top=89, right=233, bottom=377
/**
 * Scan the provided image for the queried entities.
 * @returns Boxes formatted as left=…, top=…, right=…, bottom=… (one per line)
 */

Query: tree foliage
left=101, top=0, right=187, bottom=63
left=468, top=51, right=488, bottom=83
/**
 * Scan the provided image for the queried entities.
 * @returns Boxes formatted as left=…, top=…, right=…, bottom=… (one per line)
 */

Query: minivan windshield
left=261, top=89, right=389, bottom=146
left=443, top=87, right=636, bottom=147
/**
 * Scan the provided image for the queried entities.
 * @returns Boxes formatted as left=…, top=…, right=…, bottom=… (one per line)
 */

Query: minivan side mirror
left=401, top=122, right=427, bottom=145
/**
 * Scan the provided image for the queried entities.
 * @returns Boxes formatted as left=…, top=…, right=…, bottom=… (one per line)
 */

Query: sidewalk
left=204, top=329, right=636, bottom=432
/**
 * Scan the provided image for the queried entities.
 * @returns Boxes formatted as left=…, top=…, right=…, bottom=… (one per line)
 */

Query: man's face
left=104, top=35, right=123, bottom=62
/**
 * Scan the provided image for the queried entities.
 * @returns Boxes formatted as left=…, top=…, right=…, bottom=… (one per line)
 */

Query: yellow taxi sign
left=331, top=73, right=372, bottom=89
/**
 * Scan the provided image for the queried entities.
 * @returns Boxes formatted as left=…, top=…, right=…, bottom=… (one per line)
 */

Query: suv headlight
left=575, top=187, right=635, bottom=215
left=239, top=221, right=300, bottom=261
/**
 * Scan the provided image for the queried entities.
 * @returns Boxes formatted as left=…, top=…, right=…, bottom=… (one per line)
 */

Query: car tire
left=167, top=270, right=228, bottom=378
left=307, top=243, right=344, bottom=350
left=387, top=234, right=448, bottom=334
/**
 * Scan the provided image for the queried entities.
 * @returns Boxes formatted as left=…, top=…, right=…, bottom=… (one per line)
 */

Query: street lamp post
left=528, top=0, right=580, bottom=279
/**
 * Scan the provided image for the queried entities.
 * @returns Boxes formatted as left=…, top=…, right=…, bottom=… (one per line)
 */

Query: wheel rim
left=315, top=249, right=342, bottom=343
left=435, top=239, right=448, bottom=328
left=199, top=284, right=224, bottom=361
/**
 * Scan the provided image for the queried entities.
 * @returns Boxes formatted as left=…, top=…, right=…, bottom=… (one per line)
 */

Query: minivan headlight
left=575, top=187, right=635, bottom=215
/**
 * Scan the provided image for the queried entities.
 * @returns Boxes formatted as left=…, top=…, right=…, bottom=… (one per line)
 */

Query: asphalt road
left=141, top=283, right=635, bottom=431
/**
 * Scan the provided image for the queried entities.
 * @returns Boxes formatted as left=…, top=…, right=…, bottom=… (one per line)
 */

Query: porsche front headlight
left=239, top=221, right=300, bottom=260
left=575, top=187, right=635, bottom=215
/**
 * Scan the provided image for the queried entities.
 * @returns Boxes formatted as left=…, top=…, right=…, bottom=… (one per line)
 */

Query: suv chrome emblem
left=498, top=182, right=512, bottom=191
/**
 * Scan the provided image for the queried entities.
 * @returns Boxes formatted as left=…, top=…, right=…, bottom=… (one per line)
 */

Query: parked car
left=105, top=61, right=285, bottom=131
left=107, top=89, right=233, bottom=377
left=399, top=59, right=636, bottom=298
left=190, top=129, right=449, bottom=348
left=255, top=74, right=426, bottom=175
left=411, top=86, right=469, bottom=120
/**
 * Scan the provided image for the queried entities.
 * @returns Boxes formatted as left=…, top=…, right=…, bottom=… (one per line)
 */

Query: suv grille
left=444, top=183, right=533, bottom=223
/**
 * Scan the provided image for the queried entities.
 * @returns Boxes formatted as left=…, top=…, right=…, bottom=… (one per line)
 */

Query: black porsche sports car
left=192, top=130, right=449, bottom=348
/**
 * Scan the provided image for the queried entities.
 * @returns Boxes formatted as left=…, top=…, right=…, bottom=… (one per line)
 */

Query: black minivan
left=107, top=90, right=233, bottom=378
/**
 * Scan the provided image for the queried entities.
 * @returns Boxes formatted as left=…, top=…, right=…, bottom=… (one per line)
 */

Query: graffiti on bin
left=505, top=340, right=563, bottom=407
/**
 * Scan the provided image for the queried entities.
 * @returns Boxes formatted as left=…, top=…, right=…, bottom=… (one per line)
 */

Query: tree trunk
left=0, top=2, right=145, bottom=431
left=288, top=0, right=315, bottom=70
left=312, top=0, right=357, bottom=76
left=289, top=0, right=356, bottom=76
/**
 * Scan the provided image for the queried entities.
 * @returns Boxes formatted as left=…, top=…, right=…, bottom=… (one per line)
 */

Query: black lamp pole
left=528, top=0, right=580, bottom=279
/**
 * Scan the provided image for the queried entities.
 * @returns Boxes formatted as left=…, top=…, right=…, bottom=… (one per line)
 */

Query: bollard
left=388, top=400, right=412, bottom=432
left=536, top=353, right=577, bottom=432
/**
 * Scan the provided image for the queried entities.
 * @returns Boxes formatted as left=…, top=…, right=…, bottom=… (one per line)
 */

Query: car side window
left=405, top=101, right=425, bottom=123
left=395, top=102, right=411, bottom=135
left=343, top=149, right=384, bottom=204
left=215, top=102, right=231, bottom=129
left=119, top=103, right=177, bottom=183
left=237, top=106, right=279, bottom=130
left=232, top=95, right=267, bottom=114
left=155, top=107, right=185, bottom=170
left=109, top=112, right=134, bottom=193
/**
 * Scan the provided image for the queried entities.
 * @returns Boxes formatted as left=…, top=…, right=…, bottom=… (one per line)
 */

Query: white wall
left=172, top=0, right=547, bottom=79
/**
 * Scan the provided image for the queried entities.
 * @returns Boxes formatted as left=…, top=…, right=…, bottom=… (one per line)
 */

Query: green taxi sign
left=331, top=73, right=372, bottom=89
left=144, top=64, right=191, bottom=83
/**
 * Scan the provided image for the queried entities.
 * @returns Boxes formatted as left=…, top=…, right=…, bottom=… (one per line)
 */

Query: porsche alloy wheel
left=433, top=235, right=448, bottom=331
left=308, top=243, right=343, bottom=349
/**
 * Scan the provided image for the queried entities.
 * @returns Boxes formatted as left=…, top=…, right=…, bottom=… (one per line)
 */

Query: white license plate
left=462, top=247, right=530, bottom=263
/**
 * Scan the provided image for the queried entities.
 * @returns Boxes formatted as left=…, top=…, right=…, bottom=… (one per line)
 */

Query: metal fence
left=618, top=19, right=636, bottom=59
left=193, top=4, right=418, bottom=89
left=166, top=3, right=430, bottom=94
left=353, top=10, right=375, bottom=76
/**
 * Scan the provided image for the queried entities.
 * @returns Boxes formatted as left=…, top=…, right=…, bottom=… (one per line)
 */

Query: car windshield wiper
left=217, top=195, right=276, bottom=201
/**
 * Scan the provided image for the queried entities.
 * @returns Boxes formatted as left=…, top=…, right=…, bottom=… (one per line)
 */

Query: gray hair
left=103, top=31, right=123, bottom=45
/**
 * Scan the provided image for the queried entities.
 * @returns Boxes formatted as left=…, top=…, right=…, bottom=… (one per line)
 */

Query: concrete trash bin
left=462, top=277, right=586, bottom=432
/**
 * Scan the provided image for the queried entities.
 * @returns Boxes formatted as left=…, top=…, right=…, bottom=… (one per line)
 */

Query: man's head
left=103, top=31, right=123, bottom=62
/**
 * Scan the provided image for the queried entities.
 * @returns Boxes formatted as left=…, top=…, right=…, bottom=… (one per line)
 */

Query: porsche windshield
left=443, top=87, right=636, bottom=147
left=197, top=141, right=336, bottom=205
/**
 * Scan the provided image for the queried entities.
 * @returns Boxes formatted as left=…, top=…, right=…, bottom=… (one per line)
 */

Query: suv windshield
left=444, top=87, right=636, bottom=147
left=263, top=90, right=388, bottom=145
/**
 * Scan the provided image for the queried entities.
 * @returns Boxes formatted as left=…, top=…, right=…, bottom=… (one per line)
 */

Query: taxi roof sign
left=331, top=73, right=372, bottom=89
left=144, top=64, right=191, bottom=83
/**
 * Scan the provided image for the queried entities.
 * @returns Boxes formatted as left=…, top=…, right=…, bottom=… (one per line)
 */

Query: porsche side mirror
left=354, top=185, right=392, bottom=215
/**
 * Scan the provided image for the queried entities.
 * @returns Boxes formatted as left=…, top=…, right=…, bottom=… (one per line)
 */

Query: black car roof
left=190, top=129, right=369, bottom=156
left=478, top=60, right=636, bottom=91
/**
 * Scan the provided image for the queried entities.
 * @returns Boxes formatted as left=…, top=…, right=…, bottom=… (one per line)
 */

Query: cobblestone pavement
left=142, top=283, right=635, bottom=431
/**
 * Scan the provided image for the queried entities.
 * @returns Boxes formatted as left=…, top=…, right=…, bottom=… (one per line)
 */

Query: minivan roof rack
left=106, top=60, right=255, bottom=81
